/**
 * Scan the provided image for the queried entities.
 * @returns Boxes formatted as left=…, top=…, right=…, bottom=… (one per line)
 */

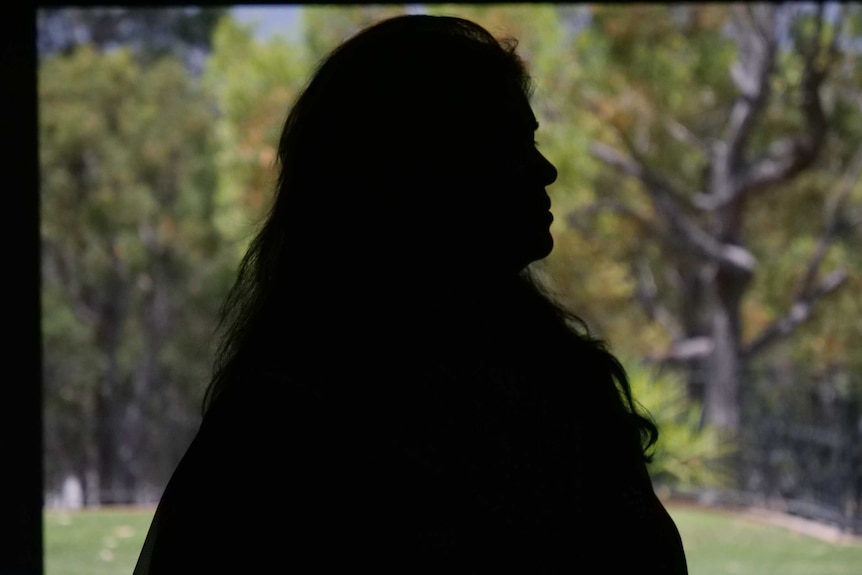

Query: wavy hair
left=202, top=14, right=657, bottom=462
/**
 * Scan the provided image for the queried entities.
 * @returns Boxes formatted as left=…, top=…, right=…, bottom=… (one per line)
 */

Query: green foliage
left=550, top=3, right=862, bottom=411
left=203, top=15, right=311, bottom=256
left=40, top=4, right=862, bottom=503
left=39, top=41, right=230, bottom=496
left=38, top=7, right=228, bottom=65
left=576, top=5, right=735, bottom=190
left=626, top=361, right=734, bottom=490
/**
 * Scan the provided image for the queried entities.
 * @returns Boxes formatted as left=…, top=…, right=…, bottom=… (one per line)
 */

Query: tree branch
left=630, top=255, right=682, bottom=340
left=590, top=141, right=757, bottom=274
left=607, top=108, right=698, bottom=208
left=794, top=141, right=862, bottom=301
left=725, top=4, right=778, bottom=166
left=740, top=137, right=861, bottom=359
left=694, top=5, right=778, bottom=212
left=565, top=198, right=660, bottom=239
left=663, top=116, right=710, bottom=157
left=647, top=336, right=715, bottom=364
left=735, top=4, right=837, bottom=199
left=742, top=268, right=847, bottom=358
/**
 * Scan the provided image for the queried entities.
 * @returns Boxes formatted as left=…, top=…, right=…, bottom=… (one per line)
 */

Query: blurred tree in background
left=39, top=11, right=231, bottom=505
left=39, top=4, right=861, bottom=507
left=37, top=7, right=226, bottom=72
left=542, top=4, right=862, bottom=435
left=202, top=14, right=312, bottom=261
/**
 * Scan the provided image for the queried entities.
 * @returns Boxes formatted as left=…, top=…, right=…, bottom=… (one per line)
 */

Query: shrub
left=626, top=360, right=735, bottom=491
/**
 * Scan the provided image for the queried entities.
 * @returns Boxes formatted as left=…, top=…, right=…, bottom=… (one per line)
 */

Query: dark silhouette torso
left=136, top=294, right=688, bottom=574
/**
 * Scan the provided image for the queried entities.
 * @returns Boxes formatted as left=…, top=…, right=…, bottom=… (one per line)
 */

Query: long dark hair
left=203, top=14, right=658, bottom=462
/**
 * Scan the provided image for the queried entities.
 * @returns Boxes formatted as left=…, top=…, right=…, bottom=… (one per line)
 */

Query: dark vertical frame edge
left=1, top=2, right=42, bottom=575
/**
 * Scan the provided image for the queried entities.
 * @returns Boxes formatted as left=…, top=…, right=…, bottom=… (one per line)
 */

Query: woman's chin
left=511, top=233, right=554, bottom=272
left=533, top=229, right=554, bottom=259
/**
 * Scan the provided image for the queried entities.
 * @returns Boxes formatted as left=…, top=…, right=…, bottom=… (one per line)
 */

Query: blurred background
left=38, top=2, right=862, bottom=571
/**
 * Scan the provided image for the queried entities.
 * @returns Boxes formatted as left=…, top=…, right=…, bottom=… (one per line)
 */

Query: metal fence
left=733, top=361, right=862, bottom=534
left=737, top=415, right=862, bottom=533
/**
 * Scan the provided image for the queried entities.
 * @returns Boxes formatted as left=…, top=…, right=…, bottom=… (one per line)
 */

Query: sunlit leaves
left=627, top=360, right=734, bottom=489
left=203, top=15, right=310, bottom=254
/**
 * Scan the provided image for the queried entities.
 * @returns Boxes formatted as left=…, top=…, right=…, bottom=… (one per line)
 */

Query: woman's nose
left=535, top=150, right=557, bottom=186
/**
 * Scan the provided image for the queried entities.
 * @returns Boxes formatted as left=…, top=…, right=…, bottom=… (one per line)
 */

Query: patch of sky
left=231, top=5, right=304, bottom=43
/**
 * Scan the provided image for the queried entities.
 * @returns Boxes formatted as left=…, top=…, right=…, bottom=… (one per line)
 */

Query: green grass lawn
left=670, top=506, right=862, bottom=575
left=44, top=507, right=154, bottom=575
left=44, top=504, right=862, bottom=575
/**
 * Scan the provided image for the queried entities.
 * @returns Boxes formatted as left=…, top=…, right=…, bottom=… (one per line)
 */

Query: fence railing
left=739, top=415, right=862, bottom=534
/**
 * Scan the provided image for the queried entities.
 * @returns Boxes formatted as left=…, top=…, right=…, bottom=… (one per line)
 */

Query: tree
left=40, top=4, right=861, bottom=504
left=202, top=14, right=313, bottom=257
left=40, top=45, right=228, bottom=503
left=37, top=6, right=227, bottom=73
left=560, top=3, right=862, bottom=433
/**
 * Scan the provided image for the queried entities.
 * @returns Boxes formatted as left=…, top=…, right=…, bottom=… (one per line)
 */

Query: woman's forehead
left=492, top=93, right=539, bottom=133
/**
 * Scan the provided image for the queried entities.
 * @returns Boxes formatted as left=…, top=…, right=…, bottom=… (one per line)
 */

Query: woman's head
left=206, top=14, right=566, bottom=404
left=271, top=14, right=558, bottom=282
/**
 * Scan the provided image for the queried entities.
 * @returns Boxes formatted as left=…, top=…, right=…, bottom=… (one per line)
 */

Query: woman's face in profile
left=443, top=89, right=559, bottom=275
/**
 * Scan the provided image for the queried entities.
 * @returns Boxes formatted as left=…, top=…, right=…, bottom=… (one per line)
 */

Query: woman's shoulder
left=139, top=373, right=370, bottom=571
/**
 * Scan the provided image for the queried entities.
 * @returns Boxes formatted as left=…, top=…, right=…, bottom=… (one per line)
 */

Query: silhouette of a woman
left=135, top=14, right=688, bottom=574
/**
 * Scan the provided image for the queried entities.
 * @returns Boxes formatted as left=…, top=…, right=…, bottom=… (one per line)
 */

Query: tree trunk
left=93, top=247, right=128, bottom=505
left=677, top=261, right=713, bottom=406
left=703, top=223, right=750, bottom=431
left=704, top=299, right=742, bottom=430
left=125, top=275, right=166, bottom=503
